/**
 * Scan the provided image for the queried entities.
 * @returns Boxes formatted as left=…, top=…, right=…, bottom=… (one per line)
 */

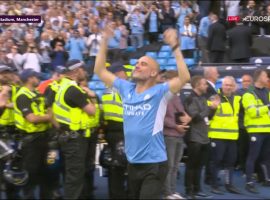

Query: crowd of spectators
left=0, top=0, right=270, bottom=74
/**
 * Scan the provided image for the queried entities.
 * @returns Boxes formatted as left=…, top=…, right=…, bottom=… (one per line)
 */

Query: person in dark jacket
left=49, top=42, right=69, bottom=69
left=240, top=0, right=260, bottom=35
left=236, top=74, right=253, bottom=171
left=160, top=1, right=176, bottom=32
left=207, top=14, right=226, bottom=63
left=184, top=75, right=219, bottom=199
left=227, top=22, right=253, bottom=63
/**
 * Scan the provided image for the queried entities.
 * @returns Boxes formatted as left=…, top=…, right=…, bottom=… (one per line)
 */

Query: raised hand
left=102, top=23, right=115, bottom=39
left=163, top=28, right=180, bottom=48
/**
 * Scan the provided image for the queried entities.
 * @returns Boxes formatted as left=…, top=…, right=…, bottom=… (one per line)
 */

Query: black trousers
left=80, top=130, right=98, bottom=199
left=185, top=142, right=209, bottom=194
left=106, top=131, right=127, bottom=199
left=210, top=139, right=237, bottom=187
left=20, top=131, right=50, bottom=199
left=236, top=128, right=249, bottom=172
left=128, top=161, right=168, bottom=199
left=209, top=51, right=225, bottom=63
left=245, top=133, right=270, bottom=183
left=60, top=131, right=88, bottom=199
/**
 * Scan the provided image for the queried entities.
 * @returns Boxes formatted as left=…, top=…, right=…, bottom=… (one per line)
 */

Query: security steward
left=78, top=74, right=101, bottom=199
left=52, top=59, right=96, bottom=199
left=101, top=62, right=128, bottom=199
left=208, top=76, right=242, bottom=195
left=14, top=68, right=54, bottom=199
left=43, top=66, right=67, bottom=199
left=0, top=65, right=21, bottom=199
left=242, top=69, right=270, bottom=193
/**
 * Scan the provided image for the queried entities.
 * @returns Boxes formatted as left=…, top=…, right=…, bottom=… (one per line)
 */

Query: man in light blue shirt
left=94, top=25, right=190, bottom=199
left=198, top=12, right=213, bottom=63
left=65, top=30, right=86, bottom=61
left=126, top=7, right=145, bottom=49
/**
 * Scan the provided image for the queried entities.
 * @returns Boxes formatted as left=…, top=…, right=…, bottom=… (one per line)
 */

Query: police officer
left=0, top=65, right=21, bottom=199
left=209, top=76, right=242, bottom=195
left=14, top=68, right=53, bottom=199
left=79, top=71, right=101, bottom=199
left=43, top=66, right=67, bottom=199
left=101, top=63, right=128, bottom=199
left=52, top=59, right=96, bottom=199
left=242, top=69, right=270, bottom=193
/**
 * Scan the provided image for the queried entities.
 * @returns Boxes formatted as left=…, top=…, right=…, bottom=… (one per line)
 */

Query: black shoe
left=225, top=184, right=242, bottom=194
left=262, top=180, right=270, bottom=187
left=211, top=187, right=224, bottom=195
left=195, top=191, right=212, bottom=198
left=245, top=182, right=259, bottom=194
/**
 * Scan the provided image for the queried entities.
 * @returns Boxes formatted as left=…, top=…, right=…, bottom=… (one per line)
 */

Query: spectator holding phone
left=163, top=70, right=191, bottom=199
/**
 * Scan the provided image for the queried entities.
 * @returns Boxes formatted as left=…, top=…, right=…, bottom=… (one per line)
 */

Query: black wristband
left=172, top=43, right=179, bottom=52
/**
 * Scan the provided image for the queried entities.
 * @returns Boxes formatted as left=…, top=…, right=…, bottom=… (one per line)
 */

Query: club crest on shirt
left=143, top=94, right=151, bottom=101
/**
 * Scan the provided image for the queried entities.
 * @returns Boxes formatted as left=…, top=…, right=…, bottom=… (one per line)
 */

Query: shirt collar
left=207, top=80, right=216, bottom=90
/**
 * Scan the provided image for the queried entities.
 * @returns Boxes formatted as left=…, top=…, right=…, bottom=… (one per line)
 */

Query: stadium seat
left=126, top=46, right=136, bottom=52
left=156, top=58, right=167, bottom=66
left=145, top=52, right=157, bottom=59
left=184, top=58, right=196, bottom=68
left=160, top=45, right=171, bottom=52
left=159, top=65, right=166, bottom=70
left=165, top=66, right=177, bottom=70
left=129, top=58, right=137, bottom=66
left=167, top=58, right=176, bottom=66
left=158, top=51, right=170, bottom=59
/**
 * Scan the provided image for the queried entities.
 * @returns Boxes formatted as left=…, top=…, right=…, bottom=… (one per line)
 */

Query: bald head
left=143, top=56, right=160, bottom=72
left=204, top=67, right=219, bottom=83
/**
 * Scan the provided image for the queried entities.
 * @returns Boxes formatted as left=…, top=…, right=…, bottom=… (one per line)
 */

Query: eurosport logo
left=227, top=15, right=270, bottom=23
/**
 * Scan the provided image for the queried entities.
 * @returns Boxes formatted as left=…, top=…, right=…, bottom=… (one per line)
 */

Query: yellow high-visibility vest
left=53, top=78, right=93, bottom=137
left=101, top=90, right=123, bottom=122
left=14, top=87, right=49, bottom=133
left=242, top=89, right=270, bottom=133
left=209, top=95, right=241, bottom=140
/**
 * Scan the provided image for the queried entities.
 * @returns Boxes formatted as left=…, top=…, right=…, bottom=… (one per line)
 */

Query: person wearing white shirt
left=6, top=45, right=23, bottom=72
left=22, top=44, right=43, bottom=72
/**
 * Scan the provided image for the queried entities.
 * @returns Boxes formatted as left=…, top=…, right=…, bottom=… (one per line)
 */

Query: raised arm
left=163, top=29, right=190, bottom=93
left=94, top=25, right=117, bottom=87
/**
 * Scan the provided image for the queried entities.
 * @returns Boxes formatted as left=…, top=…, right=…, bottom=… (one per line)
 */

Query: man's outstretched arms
left=94, top=25, right=117, bottom=87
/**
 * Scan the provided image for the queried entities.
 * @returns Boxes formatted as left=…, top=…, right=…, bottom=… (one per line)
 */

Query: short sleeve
left=64, top=86, right=89, bottom=108
left=159, top=82, right=173, bottom=101
left=44, top=86, right=56, bottom=107
left=113, top=78, right=134, bottom=96
left=16, top=94, right=33, bottom=117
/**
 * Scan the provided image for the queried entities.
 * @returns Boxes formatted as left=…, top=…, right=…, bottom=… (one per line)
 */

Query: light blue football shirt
left=113, top=78, right=173, bottom=163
